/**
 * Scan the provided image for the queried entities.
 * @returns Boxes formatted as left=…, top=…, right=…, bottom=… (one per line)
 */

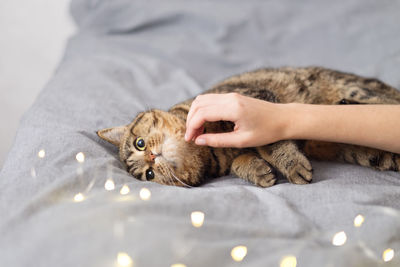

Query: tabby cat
left=97, top=67, right=400, bottom=187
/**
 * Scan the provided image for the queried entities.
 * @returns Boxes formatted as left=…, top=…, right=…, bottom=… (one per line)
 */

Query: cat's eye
left=145, top=168, right=155, bottom=180
left=339, top=99, right=348, bottom=104
left=134, top=137, right=146, bottom=151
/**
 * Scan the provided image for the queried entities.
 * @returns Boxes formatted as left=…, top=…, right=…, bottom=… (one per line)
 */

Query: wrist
left=280, top=103, right=312, bottom=140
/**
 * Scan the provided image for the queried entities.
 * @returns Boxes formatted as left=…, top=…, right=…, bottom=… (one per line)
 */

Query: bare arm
left=185, top=93, right=400, bottom=154
left=285, top=103, right=400, bottom=153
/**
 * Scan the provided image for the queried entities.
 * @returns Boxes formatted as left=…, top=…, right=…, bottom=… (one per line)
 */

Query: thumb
left=194, top=132, right=244, bottom=148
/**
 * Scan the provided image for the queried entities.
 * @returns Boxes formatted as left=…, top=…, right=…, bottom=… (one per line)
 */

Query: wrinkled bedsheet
left=1, top=0, right=400, bottom=266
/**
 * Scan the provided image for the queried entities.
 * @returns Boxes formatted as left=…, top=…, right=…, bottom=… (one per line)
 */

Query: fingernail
left=195, top=138, right=206, bottom=145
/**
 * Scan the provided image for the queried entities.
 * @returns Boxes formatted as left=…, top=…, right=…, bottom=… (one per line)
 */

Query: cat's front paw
left=253, top=159, right=277, bottom=187
left=231, top=154, right=276, bottom=187
left=286, top=155, right=313, bottom=184
left=256, top=174, right=277, bottom=188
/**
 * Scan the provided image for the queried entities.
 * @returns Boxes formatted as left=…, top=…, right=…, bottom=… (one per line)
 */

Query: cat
left=97, top=67, right=400, bottom=187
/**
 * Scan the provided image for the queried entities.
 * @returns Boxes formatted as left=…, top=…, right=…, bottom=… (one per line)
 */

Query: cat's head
left=97, top=109, right=205, bottom=187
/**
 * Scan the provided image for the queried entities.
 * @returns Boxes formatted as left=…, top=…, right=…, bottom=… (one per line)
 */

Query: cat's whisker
left=166, top=165, right=193, bottom=188
left=157, top=164, right=173, bottom=186
left=166, top=175, right=175, bottom=187
left=165, top=168, right=176, bottom=186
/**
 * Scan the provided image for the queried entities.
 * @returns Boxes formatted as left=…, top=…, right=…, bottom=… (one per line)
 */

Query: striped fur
left=98, top=67, right=400, bottom=187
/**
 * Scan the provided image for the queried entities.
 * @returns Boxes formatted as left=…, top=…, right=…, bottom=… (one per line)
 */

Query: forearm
left=283, top=103, right=400, bottom=153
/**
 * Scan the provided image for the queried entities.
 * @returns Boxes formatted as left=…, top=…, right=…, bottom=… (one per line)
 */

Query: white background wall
left=0, top=0, right=76, bottom=168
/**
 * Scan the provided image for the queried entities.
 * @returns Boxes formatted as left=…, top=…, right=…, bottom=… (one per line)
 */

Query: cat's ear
left=97, top=126, right=127, bottom=147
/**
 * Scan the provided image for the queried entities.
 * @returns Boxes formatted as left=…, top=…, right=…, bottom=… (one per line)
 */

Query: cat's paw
left=231, top=153, right=277, bottom=187
left=252, top=158, right=277, bottom=187
left=286, top=154, right=313, bottom=184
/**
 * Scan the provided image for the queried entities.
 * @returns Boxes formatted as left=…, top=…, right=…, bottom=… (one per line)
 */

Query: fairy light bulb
left=38, top=149, right=45, bottom=158
left=117, top=252, right=133, bottom=267
left=120, top=185, right=130, bottom=195
left=354, top=214, right=365, bottom=227
left=280, top=255, right=297, bottom=267
left=231, top=246, right=247, bottom=262
left=74, top=193, right=85, bottom=202
left=191, top=211, right=205, bottom=228
left=139, top=188, right=151, bottom=200
left=76, top=152, right=85, bottom=163
left=382, top=248, right=394, bottom=262
left=171, top=264, right=186, bottom=267
left=105, top=178, right=115, bottom=191
left=332, top=231, right=347, bottom=246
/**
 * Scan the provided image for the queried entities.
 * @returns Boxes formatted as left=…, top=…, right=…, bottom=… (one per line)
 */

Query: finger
left=194, top=132, right=244, bottom=148
left=190, top=126, right=204, bottom=142
left=186, top=105, right=236, bottom=142
left=186, top=94, right=230, bottom=131
left=185, top=97, right=208, bottom=141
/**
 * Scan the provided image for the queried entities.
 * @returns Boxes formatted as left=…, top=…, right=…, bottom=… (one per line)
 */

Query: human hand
left=184, top=93, right=290, bottom=148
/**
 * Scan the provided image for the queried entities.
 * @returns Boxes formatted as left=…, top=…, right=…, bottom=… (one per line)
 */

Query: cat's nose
left=149, top=152, right=159, bottom=162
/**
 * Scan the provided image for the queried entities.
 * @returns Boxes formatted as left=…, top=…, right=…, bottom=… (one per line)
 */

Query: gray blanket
left=1, top=0, right=400, bottom=266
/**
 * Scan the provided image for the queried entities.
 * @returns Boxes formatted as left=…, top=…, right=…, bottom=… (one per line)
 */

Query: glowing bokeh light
left=117, top=252, right=133, bottom=267
left=105, top=178, right=115, bottom=191
left=332, top=231, right=347, bottom=246
left=139, top=188, right=151, bottom=200
left=120, top=184, right=130, bottom=195
left=354, top=214, right=365, bottom=227
left=74, top=193, right=85, bottom=202
left=231, top=245, right=247, bottom=262
left=38, top=149, right=45, bottom=158
left=76, top=152, right=85, bottom=163
left=382, top=248, right=394, bottom=262
left=191, top=211, right=205, bottom=228
left=171, top=264, right=186, bottom=267
left=280, top=255, right=297, bottom=267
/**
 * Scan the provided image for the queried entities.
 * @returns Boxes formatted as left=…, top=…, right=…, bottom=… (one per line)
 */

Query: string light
left=117, top=252, right=133, bottom=267
left=332, top=231, right=347, bottom=246
left=74, top=193, right=85, bottom=202
left=76, top=152, right=85, bottom=163
left=120, top=185, right=130, bottom=195
left=105, top=178, right=115, bottom=191
left=139, top=188, right=151, bottom=200
left=280, top=255, right=297, bottom=267
left=38, top=149, right=45, bottom=158
left=191, top=211, right=205, bottom=228
left=171, top=264, right=186, bottom=267
left=354, top=214, right=365, bottom=227
left=231, top=246, right=247, bottom=262
left=382, top=248, right=394, bottom=262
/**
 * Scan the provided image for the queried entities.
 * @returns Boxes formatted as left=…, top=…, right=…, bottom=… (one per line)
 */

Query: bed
left=1, top=0, right=400, bottom=266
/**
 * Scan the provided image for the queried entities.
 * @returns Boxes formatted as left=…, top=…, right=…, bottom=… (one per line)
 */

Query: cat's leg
left=304, top=141, right=400, bottom=172
left=256, top=141, right=313, bottom=184
left=231, top=153, right=276, bottom=187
